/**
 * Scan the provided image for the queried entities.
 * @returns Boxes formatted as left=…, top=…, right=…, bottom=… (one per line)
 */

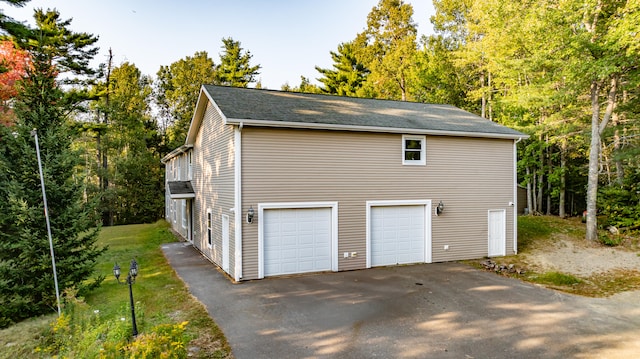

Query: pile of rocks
left=481, top=260, right=526, bottom=275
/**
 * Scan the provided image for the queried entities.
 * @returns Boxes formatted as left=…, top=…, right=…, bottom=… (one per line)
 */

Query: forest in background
left=1, top=0, right=638, bottom=234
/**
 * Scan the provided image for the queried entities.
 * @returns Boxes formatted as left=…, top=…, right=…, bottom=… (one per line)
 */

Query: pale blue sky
left=5, top=1, right=434, bottom=89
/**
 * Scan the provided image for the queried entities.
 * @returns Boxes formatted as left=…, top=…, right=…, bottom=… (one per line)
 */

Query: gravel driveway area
left=163, top=242, right=640, bottom=359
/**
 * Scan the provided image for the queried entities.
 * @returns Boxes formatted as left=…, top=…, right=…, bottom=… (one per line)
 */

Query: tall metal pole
left=127, top=274, right=138, bottom=337
left=31, top=129, right=61, bottom=316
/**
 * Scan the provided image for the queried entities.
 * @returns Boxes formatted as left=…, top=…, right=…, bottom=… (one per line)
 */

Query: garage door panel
left=371, top=205, right=426, bottom=267
left=264, top=207, right=332, bottom=277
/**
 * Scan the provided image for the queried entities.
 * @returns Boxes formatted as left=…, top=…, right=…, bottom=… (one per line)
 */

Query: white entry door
left=488, top=210, right=506, bottom=257
left=222, top=214, right=230, bottom=272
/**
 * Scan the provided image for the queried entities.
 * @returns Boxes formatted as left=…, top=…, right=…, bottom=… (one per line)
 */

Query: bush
left=36, top=290, right=189, bottom=358
left=530, top=271, right=582, bottom=286
left=598, top=169, right=640, bottom=232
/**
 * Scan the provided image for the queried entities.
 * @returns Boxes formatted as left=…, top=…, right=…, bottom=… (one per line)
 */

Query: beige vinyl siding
left=165, top=159, right=172, bottom=222
left=241, top=128, right=515, bottom=280
left=191, top=102, right=237, bottom=277
left=166, top=156, right=189, bottom=240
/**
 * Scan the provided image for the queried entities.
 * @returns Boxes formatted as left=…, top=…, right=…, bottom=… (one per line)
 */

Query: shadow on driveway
left=162, top=242, right=640, bottom=359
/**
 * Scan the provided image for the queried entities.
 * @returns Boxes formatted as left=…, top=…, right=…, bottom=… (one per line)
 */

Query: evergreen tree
left=315, top=41, right=369, bottom=96
left=0, top=9, right=105, bottom=327
left=215, top=37, right=261, bottom=87
left=0, top=0, right=30, bottom=38
left=281, top=76, right=322, bottom=94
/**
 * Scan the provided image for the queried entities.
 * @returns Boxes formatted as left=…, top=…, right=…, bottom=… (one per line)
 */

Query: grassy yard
left=0, top=221, right=232, bottom=358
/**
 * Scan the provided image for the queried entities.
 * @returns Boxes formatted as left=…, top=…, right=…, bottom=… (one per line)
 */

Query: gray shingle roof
left=203, top=85, right=526, bottom=139
left=167, top=181, right=195, bottom=199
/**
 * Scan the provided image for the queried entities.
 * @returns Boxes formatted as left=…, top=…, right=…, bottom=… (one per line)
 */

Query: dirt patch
left=523, top=236, right=640, bottom=277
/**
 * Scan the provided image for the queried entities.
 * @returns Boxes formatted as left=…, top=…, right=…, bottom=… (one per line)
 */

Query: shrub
left=34, top=290, right=190, bottom=358
left=598, top=169, right=640, bottom=232
left=530, top=271, right=582, bottom=286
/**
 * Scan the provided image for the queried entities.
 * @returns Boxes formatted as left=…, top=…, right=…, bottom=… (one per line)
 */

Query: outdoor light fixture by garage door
left=247, top=206, right=255, bottom=224
left=113, top=258, right=139, bottom=337
left=435, top=200, right=445, bottom=216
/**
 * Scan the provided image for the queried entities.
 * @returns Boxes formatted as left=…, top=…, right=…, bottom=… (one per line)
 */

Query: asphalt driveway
left=162, top=242, right=640, bottom=359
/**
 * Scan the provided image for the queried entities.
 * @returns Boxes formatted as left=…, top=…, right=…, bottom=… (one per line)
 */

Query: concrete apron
left=162, top=242, right=640, bottom=359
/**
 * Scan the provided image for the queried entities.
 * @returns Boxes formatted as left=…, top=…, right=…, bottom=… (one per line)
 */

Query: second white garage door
left=370, top=204, right=427, bottom=267
left=263, top=207, right=332, bottom=277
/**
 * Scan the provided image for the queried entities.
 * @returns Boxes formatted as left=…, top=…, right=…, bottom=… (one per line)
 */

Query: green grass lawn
left=0, top=221, right=232, bottom=359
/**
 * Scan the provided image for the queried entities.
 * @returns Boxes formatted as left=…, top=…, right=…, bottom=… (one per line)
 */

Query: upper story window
left=187, top=152, right=192, bottom=180
left=174, top=156, right=182, bottom=181
left=402, top=135, right=426, bottom=166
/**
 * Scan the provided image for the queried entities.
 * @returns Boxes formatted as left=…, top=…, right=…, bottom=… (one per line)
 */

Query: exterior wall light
left=247, top=206, right=255, bottom=224
left=436, top=200, right=445, bottom=216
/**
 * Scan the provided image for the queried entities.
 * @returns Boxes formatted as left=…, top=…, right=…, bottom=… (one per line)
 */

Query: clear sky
left=4, top=1, right=434, bottom=90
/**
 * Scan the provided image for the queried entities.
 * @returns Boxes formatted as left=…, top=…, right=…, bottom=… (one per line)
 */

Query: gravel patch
left=525, top=240, right=640, bottom=277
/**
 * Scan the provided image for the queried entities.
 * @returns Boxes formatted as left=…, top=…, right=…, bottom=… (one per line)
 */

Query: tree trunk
left=546, top=134, right=551, bottom=215
left=537, top=133, right=544, bottom=214
left=526, top=166, right=533, bottom=215
left=532, top=167, right=538, bottom=213
left=612, top=113, right=624, bottom=185
left=488, top=71, right=493, bottom=121
left=586, top=76, right=618, bottom=241
left=537, top=171, right=543, bottom=214
left=101, top=49, right=113, bottom=226
left=480, top=72, right=486, bottom=119
left=559, top=140, right=567, bottom=218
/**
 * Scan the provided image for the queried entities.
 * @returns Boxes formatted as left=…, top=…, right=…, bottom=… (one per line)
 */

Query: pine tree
left=315, top=41, right=369, bottom=96
left=0, top=9, right=105, bottom=327
left=215, top=37, right=261, bottom=87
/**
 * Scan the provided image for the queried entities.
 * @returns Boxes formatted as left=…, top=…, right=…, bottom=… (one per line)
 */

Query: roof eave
left=160, top=144, right=193, bottom=163
left=225, top=118, right=529, bottom=140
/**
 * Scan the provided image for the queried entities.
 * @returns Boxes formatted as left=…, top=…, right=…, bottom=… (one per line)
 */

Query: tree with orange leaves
left=0, top=40, right=29, bottom=126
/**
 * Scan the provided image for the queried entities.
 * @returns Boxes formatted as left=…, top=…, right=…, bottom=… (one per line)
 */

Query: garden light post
left=32, top=129, right=61, bottom=316
left=113, top=258, right=139, bottom=337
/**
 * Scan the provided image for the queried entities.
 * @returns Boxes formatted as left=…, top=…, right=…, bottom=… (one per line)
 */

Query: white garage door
left=263, top=207, right=332, bottom=277
left=371, top=205, right=425, bottom=266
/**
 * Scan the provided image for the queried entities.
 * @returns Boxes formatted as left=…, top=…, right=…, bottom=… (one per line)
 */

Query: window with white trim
left=176, top=156, right=182, bottom=181
left=402, top=135, right=426, bottom=165
left=181, top=200, right=187, bottom=228
left=187, top=152, right=192, bottom=180
left=206, top=209, right=213, bottom=248
left=172, top=200, right=177, bottom=223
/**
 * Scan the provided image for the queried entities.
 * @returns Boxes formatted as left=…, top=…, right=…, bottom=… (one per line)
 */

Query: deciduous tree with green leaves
left=87, top=62, right=164, bottom=225
left=155, top=51, right=217, bottom=149
left=354, top=0, right=418, bottom=101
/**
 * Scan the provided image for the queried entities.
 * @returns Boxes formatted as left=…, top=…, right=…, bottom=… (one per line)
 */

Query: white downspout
left=513, top=137, right=522, bottom=254
left=234, top=123, right=243, bottom=281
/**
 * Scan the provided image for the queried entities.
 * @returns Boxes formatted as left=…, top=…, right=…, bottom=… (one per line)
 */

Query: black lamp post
left=113, top=258, right=139, bottom=337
